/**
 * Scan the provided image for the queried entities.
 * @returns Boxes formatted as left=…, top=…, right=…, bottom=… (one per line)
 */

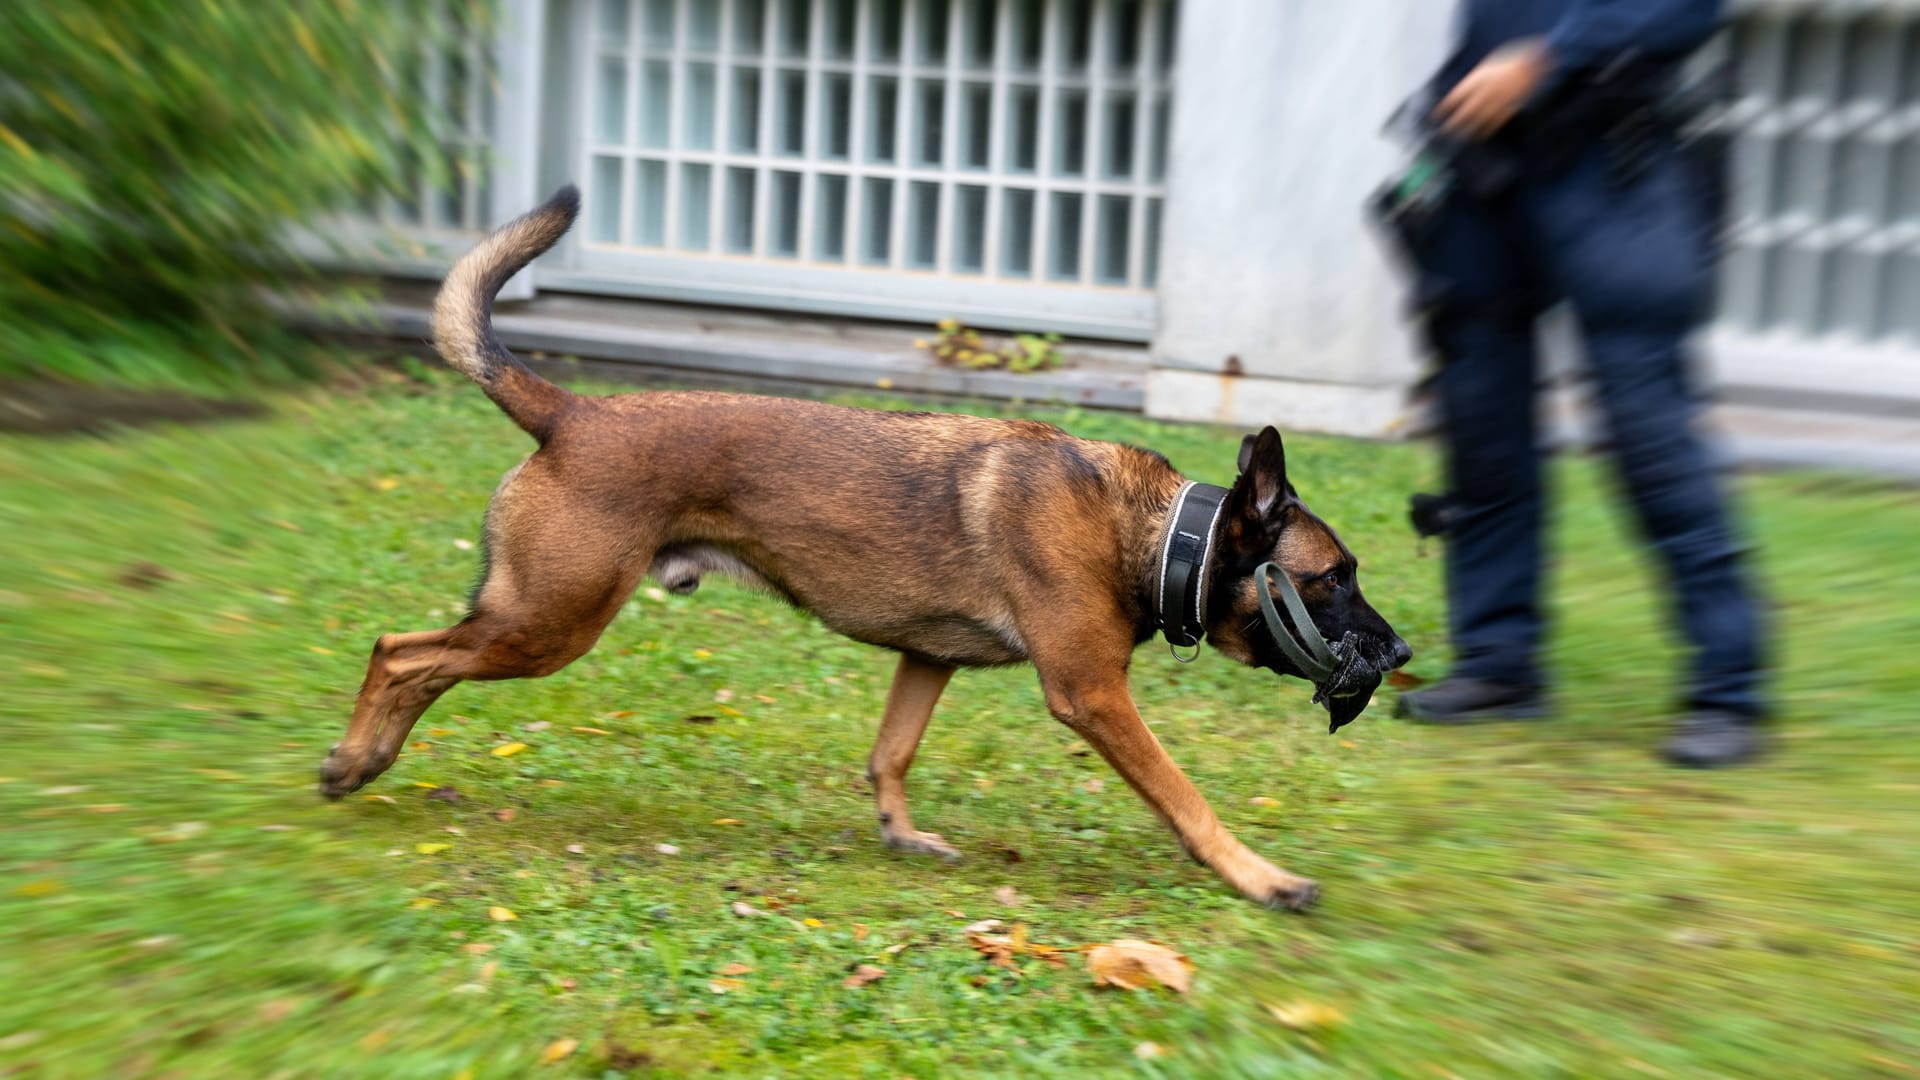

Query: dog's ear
left=1241, top=426, right=1290, bottom=516
left=1224, top=426, right=1294, bottom=555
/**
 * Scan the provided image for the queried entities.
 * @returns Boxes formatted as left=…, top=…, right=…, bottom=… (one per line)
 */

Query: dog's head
left=1202, top=427, right=1411, bottom=731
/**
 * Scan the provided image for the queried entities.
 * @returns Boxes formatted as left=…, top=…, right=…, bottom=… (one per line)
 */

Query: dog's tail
left=431, top=184, right=581, bottom=442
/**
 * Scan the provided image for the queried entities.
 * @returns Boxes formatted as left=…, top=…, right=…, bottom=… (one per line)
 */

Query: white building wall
left=1145, top=0, right=1452, bottom=435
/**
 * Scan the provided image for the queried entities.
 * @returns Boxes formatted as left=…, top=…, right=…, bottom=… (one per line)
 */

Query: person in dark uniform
left=1387, top=0, right=1768, bottom=767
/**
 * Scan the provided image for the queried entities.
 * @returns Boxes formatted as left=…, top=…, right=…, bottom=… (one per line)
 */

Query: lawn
left=2, top=369, right=1916, bottom=1079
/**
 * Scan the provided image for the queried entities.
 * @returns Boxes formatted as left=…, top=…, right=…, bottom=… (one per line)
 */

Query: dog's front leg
left=868, top=652, right=960, bottom=859
left=1035, top=661, right=1320, bottom=911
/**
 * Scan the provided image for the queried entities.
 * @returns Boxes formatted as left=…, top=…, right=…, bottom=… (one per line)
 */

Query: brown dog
left=320, top=187, right=1410, bottom=910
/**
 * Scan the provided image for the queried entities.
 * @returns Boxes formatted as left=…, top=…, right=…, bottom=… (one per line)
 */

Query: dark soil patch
left=0, top=381, right=267, bottom=436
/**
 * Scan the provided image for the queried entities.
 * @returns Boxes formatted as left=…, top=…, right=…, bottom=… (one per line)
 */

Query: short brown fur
left=320, top=188, right=1407, bottom=910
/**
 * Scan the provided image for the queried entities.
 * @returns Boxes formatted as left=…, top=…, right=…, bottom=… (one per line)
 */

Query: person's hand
left=1433, top=40, right=1551, bottom=141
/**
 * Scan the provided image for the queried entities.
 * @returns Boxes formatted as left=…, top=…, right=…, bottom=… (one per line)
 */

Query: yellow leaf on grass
left=716, top=704, right=744, bottom=717
left=489, top=906, right=517, bottom=922
left=1086, top=940, right=1194, bottom=993
left=427, top=728, right=455, bottom=736
left=308, top=646, right=334, bottom=655
left=708, top=977, right=746, bottom=993
left=693, top=649, right=712, bottom=660
left=1249, top=796, right=1281, bottom=807
left=571, top=726, right=612, bottom=735
left=375, top=477, right=401, bottom=491
left=803, top=918, right=824, bottom=928
left=409, top=897, right=441, bottom=909
left=364, top=794, right=396, bottom=804
left=539, top=1038, right=579, bottom=1064
left=413, top=782, right=439, bottom=789
left=415, top=842, right=451, bottom=855
left=854, top=924, right=870, bottom=942
left=712, top=818, right=743, bottom=826
left=716, top=962, right=753, bottom=976
left=1339, top=739, right=1358, bottom=749
left=491, top=742, right=529, bottom=758
left=1266, top=1000, right=1346, bottom=1031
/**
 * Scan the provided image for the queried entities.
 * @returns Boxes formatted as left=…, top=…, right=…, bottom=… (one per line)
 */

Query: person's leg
left=1396, top=194, right=1552, bottom=721
left=1531, top=152, right=1766, bottom=758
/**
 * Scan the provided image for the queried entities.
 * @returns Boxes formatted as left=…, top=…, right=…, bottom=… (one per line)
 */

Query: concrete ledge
left=1146, top=370, right=1412, bottom=438
left=298, top=288, right=1147, bottom=411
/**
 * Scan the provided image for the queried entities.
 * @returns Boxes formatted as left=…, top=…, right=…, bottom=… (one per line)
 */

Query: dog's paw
left=1263, top=877, right=1321, bottom=913
left=883, top=828, right=962, bottom=862
left=316, top=748, right=368, bottom=801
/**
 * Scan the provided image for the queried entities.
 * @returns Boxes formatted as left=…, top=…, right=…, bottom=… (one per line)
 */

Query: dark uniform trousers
left=1424, top=143, right=1764, bottom=717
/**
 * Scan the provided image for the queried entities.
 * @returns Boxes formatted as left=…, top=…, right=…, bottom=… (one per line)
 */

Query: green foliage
left=921, top=318, right=1065, bottom=373
left=0, top=1, right=467, bottom=390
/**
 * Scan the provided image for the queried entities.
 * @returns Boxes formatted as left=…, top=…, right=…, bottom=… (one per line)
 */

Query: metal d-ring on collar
left=1154, top=481, right=1230, bottom=661
left=1255, top=561, right=1339, bottom=683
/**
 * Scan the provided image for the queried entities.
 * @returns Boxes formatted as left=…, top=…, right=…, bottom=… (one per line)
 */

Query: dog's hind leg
left=867, top=652, right=959, bottom=860
left=320, top=476, right=649, bottom=798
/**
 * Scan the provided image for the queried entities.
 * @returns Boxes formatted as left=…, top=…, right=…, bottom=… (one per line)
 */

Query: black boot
left=1394, top=677, right=1547, bottom=724
left=1661, top=711, right=1763, bottom=768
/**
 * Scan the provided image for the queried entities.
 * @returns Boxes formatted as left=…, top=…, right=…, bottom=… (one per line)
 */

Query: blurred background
left=7, top=0, right=1920, bottom=466
left=3, top=1, right=1918, bottom=1078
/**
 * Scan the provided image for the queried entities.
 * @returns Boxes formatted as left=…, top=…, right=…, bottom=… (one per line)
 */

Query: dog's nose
left=1390, top=636, right=1413, bottom=668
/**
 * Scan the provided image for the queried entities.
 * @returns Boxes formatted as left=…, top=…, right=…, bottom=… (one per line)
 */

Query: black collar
left=1153, top=482, right=1230, bottom=649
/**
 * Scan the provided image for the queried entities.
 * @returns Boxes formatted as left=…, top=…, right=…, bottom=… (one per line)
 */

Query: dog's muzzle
left=1255, top=562, right=1400, bottom=733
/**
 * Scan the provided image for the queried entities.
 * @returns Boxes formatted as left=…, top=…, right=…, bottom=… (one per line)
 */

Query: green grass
left=2, top=371, right=1916, bottom=1079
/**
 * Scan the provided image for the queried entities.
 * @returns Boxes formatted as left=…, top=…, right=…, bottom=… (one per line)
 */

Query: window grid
left=380, top=1, right=496, bottom=236
left=579, top=0, right=1176, bottom=290
left=1716, top=7, right=1920, bottom=345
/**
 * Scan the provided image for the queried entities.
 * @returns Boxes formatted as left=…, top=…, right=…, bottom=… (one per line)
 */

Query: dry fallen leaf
left=712, top=818, right=743, bottom=826
left=1135, top=1042, right=1166, bottom=1060
left=493, top=808, right=516, bottom=822
left=409, top=897, right=441, bottom=909
left=708, top=977, right=746, bottom=994
left=966, top=923, right=1069, bottom=971
left=1086, top=940, right=1194, bottom=993
left=1249, top=796, right=1281, bottom=807
left=1082, top=777, right=1105, bottom=794
left=539, top=1037, right=579, bottom=1064
left=854, top=923, right=870, bottom=942
left=488, top=906, right=517, bottom=922
left=714, top=689, right=735, bottom=703
left=717, top=962, right=753, bottom=976
left=364, top=794, right=396, bottom=805
left=731, top=901, right=763, bottom=918
left=415, top=842, right=451, bottom=855
left=1339, top=739, right=1357, bottom=749
left=1265, top=1000, right=1346, bottom=1031
left=491, top=742, right=529, bottom=758
left=843, top=964, right=887, bottom=989
left=963, top=919, right=1004, bottom=935
left=524, top=721, right=552, bottom=732
left=1387, top=669, right=1426, bottom=689
left=428, top=786, right=461, bottom=803
left=461, top=942, right=494, bottom=955
left=655, top=843, right=680, bottom=855
left=803, top=917, right=824, bottom=928
left=564, top=843, right=586, bottom=854
left=571, top=726, right=612, bottom=735
left=995, top=886, right=1026, bottom=908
